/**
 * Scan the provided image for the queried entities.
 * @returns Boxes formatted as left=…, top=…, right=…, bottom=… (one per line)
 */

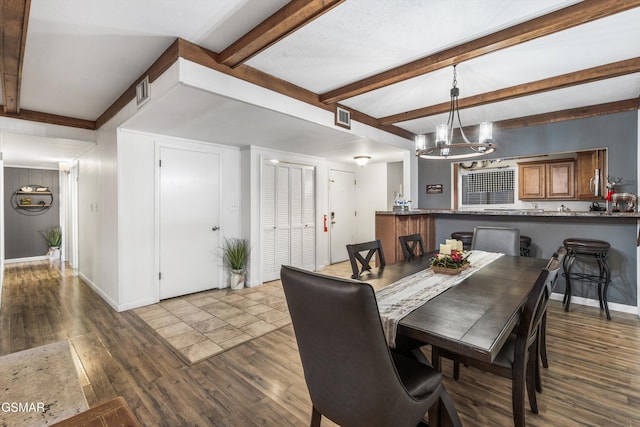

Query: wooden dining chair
left=346, top=239, right=386, bottom=279
left=471, top=226, right=520, bottom=256
left=399, top=233, right=425, bottom=260
left=538, top=247, right=567, bottom=376
left=435, top=255, right=561, bottom=427
left=280, top=265, right=462, bottom=427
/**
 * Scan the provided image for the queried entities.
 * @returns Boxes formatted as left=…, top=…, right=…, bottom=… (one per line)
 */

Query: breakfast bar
left=376, top=209, right=640, bottom=314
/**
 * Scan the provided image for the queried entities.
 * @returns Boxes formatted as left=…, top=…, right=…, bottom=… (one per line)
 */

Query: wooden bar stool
left=450, top=231, right=473, bottom=251
left=562, top=238, right=612, bottom=320
left=520, top=235, right=532, bottom=257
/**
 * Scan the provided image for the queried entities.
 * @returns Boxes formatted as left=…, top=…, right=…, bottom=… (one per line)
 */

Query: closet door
left=262, top=161, right=315, bottom=281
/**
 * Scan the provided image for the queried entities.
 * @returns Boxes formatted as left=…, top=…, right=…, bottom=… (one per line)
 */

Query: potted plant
left=41, top=226, right=62, bottom=260
left=222, top=238, right=249, bottom=289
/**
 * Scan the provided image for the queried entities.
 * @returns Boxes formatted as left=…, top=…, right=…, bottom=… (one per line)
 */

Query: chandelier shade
left=415, top=65, right=496, bottom=160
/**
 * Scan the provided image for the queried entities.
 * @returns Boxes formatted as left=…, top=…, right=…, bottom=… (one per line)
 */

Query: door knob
left=212, top=226, right=220, bottom=231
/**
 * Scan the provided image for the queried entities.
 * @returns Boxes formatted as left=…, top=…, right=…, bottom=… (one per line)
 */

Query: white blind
left=462, top=169, right=515, bottom=205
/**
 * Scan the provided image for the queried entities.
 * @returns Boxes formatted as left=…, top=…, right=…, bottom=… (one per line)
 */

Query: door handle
left=212, top=226, right=220, bottom=231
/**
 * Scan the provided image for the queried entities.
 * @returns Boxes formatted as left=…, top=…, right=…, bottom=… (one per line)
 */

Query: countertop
left=376, top=209, right=640, bottom=218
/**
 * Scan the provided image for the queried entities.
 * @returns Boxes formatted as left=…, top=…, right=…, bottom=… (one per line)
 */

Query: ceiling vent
left=335, top=106, right=351, bottom=129
left=136, top=76, right=150, bottom=107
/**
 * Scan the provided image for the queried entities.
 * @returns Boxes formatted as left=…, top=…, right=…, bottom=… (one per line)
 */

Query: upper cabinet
left=575, top=149, right=606, bottom=200
left=518, top=159, right=575, bottom=200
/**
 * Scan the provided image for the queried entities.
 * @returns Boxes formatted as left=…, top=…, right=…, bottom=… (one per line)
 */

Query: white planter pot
left=48, top=247, right=61, bottom=260
left=230, top=269, right=245, bottom=290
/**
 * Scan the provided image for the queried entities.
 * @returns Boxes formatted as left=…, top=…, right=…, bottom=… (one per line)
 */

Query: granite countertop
left=376, top=209, right=640, bottom=218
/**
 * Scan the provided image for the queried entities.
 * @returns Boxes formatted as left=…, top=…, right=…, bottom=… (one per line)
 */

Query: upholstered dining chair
left=435, top=255, right=561, bottom=427
left=471, top=226, right=521, bottom=256
left=346, top=239, right=385, bottom=279
left=280, top=265, right=462, bottom=427
left=399, top=233, right=425, bottom=261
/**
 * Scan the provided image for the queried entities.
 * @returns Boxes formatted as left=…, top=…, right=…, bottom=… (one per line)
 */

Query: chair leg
left=527, top=352, right=539, bottom=414
left=310, top=405, right=321, bottom=427
left=453, top=361, right=460, bottom=380
left=540, top=313, right=549, bottom=369
left=437, top=388, right=463, bottom=427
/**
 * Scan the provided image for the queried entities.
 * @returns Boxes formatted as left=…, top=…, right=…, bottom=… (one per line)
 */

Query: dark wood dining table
left=358, top=252, right=547, bottom=366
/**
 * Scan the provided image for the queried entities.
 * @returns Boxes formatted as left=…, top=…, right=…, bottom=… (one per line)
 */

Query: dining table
left=356, top=251, right=548, bottom=426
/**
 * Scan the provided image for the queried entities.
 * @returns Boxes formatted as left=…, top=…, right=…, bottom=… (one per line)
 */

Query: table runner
left=375, top=250, right=504, bottom=347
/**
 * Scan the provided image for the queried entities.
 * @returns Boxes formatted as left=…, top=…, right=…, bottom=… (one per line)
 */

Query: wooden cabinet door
left=547, top=161, right=575, bottom=199
left=518, top=164, right=545, bottom=199
left=576, top=150, right=606, bottom=200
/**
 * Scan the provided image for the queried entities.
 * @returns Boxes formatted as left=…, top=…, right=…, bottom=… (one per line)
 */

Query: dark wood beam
left=219, top=0, right=344, bottom=68
left=493, top=98, right=640, bottom=131
left=380, top=57, right=640, bottom=125
left=0, top=108, right=95, bottom=129
left=1, top=0, right=30, bottom=114
left=320, top=0, right=640, bottom=104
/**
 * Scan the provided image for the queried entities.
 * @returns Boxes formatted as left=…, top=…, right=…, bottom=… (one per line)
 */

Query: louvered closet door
left=262, top=161, right=315, bottom=281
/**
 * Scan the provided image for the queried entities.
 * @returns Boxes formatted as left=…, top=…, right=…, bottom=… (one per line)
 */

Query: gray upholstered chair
left=471, top=226, right=521, bottom=256
left=280, top=265, right=461, bottom=427
left=435, top=255, right=561, bottom=427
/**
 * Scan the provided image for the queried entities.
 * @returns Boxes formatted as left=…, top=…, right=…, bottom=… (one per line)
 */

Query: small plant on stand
left=222, top=238, right=249, bottom=290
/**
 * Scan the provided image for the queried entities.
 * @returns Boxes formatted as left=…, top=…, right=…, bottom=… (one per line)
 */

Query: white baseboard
left=5, top=255, right=48, bottom=263
left=550, top=292, right=638, bottom=316
left=78, top=272, right=119, bottom=312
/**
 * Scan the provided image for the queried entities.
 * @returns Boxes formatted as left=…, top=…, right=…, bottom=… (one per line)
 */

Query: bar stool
left=562, top=238, right=611, bottom=320
left=520, top=235, right=532, bottom=257
left=450, top=231, right=473, bottom=251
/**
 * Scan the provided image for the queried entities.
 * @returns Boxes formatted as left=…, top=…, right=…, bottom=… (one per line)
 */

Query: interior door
left=329, top=169, right=356, bottom=264
left=159, top=146, right=220, bottom=299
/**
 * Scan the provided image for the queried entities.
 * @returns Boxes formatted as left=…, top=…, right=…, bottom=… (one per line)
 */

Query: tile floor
left=133, top=263, right=353, bottom=365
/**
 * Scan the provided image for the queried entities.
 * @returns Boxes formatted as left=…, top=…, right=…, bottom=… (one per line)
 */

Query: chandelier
left=415, top=65, right=495, bottom=159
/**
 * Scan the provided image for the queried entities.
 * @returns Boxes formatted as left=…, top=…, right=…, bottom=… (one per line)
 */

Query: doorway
left=158, top=146, right=221, bottom=299
left=329, top=169, right=356, bottom=264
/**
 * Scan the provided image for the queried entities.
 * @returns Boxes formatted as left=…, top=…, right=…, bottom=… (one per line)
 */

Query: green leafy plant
left=222, top=238, right=249, bottom=271
left=41, top=226, right=62, bottom=248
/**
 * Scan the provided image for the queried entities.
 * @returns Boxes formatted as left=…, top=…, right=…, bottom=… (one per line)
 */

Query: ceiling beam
left=380, top=57, right=640, bottom=125
left=493, top=98, right=640, bottom=131
left=320, top=0, right=640, bottom=104
left=0, top=108, right=95, bottom=129
left=0, top=0, right=30, bottom=114
left=218, top=0, right=344, bottom=68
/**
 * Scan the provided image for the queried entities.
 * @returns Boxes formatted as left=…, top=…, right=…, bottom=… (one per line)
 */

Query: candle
left=445, top=239, right=457, bottom=249
left=456, top=240, right=463, bottom=251
left=440, top=244, right=451, bottom=255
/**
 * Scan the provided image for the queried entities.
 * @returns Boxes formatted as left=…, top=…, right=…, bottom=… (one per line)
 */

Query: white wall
left=355, top=163, right=388, bottom=243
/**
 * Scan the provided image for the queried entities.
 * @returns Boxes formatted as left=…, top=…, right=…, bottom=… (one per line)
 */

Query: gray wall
left=419, top=111, right=638, bottom=208
left=418, top=111, right=639, bottom=307
left=4, top=167, right=60, bottom=259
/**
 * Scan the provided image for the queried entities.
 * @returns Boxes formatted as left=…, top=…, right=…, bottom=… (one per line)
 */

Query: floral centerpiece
left=431, top=249, right=470, bottom=275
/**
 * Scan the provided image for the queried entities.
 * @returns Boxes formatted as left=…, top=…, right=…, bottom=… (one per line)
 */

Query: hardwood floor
left=1, top=260, right=639, bottom=426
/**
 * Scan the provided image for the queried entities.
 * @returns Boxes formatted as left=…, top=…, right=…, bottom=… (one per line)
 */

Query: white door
left=329, top=169, right=356, bottom=264
left=290, top=166, right=315, bottom=271
left=159, top=146, right=220, bottom=299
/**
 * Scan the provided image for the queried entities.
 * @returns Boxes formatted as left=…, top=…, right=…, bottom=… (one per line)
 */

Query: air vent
left=136, top=76, right=150, bottom=107
left=335, top=106, right=351, bottom=129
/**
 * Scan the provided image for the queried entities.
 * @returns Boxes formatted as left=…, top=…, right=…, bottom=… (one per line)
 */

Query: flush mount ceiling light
left=354, top=155, right=371, bottom=166
left=415, top=65, right=496, bottom=160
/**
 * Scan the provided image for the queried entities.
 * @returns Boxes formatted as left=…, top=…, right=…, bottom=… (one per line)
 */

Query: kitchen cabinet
left=518, top=159, right=575, bottom=200
left=375, top=213, right=435, bottom=265
left=576, top=149, right=606, bottom=200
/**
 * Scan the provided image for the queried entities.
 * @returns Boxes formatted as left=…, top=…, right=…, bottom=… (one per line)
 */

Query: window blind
left=461, top=169, right=515, bottom=205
